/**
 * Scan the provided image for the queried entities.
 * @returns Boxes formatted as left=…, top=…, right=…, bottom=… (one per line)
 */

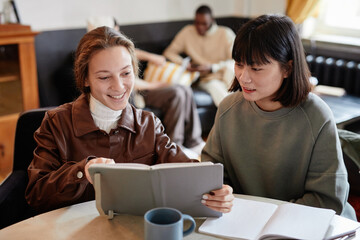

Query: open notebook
left=88, top=162, right=223, bottom=219
left=199, top=198, right=359, bottom=240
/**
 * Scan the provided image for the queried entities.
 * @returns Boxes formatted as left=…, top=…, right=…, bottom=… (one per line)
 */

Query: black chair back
left=13, top=108, right=52, bottom=172
left=0, top=107, right=52, bottom=229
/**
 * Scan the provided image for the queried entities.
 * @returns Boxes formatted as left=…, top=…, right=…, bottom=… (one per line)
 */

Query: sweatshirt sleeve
left=211, top=28, right=236, bottom=73
left=291, top=118, right=352, bottom=217
left=201, top=107, right=235, bottom=186
left=163, top=26, right=188, bottom=65
left=25, top=112, right=93, bottom=213
left=201, top=120, right=223, bottom=165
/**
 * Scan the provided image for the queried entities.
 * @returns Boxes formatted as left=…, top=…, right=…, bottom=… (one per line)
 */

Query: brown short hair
left=74, top=26, right=138, bottom=94
left=230, top=14, right=311, bottom=107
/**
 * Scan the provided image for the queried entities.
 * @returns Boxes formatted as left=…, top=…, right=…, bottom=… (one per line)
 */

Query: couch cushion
left=143, top=61, right=199, bottom=86
left=192, top=88, right=215, bottom=108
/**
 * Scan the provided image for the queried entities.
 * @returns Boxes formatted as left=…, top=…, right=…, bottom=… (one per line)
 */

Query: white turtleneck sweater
left=89, top=94, right=122, bottom=134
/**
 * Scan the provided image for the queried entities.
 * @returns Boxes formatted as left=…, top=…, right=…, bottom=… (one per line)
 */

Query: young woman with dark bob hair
left=202, top=14, right=356, bottom=220
left=25, top=26, right=234, bottom=214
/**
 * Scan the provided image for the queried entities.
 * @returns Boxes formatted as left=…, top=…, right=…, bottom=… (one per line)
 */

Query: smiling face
left=194, top=13, right=213, bottom=36
left=85, top=46, right=135, bottom=111
left=234, top=58, right=290, bottom=111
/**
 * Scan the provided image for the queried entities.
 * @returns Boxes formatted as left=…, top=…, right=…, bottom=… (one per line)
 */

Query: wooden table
left=0, top=195, right=358, bottom=239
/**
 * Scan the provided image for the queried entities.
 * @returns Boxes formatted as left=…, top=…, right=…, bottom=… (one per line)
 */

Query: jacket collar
left=72, top=94, right=136, bottom=137
left=117, top=103, right=136, bottom=134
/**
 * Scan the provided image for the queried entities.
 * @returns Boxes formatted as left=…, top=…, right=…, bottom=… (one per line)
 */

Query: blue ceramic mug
left=144, top=207, right=196, bottom=240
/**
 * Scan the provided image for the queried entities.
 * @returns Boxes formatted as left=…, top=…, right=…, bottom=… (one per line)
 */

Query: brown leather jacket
left=25, top=94, right=191, bottom=213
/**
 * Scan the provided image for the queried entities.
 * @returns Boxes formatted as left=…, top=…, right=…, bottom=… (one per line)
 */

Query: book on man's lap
left=88, top=162, right=223, bottom=218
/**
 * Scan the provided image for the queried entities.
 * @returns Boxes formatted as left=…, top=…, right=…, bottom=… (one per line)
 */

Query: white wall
left=0, top=0, right=286, bottom=31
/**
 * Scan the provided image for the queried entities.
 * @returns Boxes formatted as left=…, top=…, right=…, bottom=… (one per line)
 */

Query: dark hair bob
left=230, top=14, right=311, bottom=107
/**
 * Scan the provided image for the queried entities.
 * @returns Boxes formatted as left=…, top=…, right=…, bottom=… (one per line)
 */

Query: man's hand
left=187, top=63, right=212, bottom=74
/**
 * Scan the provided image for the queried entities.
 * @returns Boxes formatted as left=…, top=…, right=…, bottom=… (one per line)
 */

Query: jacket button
left=77, top=171, right=84, bottom=179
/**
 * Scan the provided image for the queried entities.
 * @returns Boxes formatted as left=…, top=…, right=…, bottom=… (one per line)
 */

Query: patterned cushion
left=143, top=62, right=199, bottom=86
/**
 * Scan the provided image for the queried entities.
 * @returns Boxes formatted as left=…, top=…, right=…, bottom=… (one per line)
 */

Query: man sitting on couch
left=163, top=5, right=235, bottom=106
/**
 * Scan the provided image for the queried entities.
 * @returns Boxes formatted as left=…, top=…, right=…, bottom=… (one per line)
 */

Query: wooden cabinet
left=0, top=24, right=39, bottom=182
left=0, top=113, right=18, bottom=180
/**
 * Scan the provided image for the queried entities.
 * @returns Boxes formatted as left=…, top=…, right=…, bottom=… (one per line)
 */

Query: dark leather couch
left=35, top=18, right=250, bottom=137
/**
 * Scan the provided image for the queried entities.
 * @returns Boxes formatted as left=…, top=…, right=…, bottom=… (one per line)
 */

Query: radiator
left=306, top=55, right=360, bottom=96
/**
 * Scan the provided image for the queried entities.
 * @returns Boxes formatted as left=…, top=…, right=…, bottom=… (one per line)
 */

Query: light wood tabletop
left=0, top=194, right=358, bottom=240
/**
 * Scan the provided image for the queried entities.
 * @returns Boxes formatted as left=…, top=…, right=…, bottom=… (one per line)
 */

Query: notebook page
left=199, top=198, right=278, bottom=239
left=89, top=163, right=150, bottom=170
left=258, top=203, right=335, bottom=240
left=324, top=214, right=360, bottom=240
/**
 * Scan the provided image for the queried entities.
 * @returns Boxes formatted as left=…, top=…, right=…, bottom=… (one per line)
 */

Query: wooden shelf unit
left=0, top=24, right=39, bottom=182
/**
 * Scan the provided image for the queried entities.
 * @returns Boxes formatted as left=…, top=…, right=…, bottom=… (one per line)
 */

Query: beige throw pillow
left=143, top=62, right=199, bottom=86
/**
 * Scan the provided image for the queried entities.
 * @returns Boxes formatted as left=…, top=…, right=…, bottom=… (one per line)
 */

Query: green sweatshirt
left=202, top=92, right=356, bottom=220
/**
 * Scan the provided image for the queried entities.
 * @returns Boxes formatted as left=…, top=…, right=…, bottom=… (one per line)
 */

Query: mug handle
left=182, top=214, right=196, bottom=237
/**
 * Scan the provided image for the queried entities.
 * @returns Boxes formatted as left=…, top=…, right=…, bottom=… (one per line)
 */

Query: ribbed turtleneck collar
left=89, top=94, right=122, bottom=133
